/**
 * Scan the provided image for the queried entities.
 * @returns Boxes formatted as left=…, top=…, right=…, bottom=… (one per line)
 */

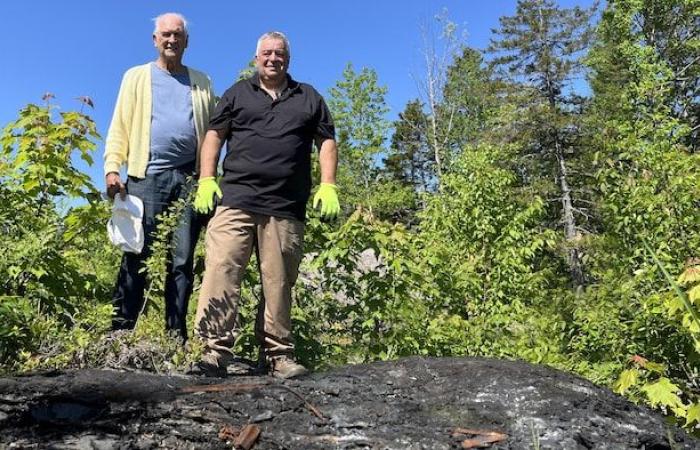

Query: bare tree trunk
left=424, top=52, right=444, bottom=189
left=555, top=138, right=585, bottom=288
left=417, top=15, right=462, bottom=192
left=537, top=3, right=585, bottom=289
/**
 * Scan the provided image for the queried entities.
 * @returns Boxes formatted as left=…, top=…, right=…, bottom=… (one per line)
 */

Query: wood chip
left=233, top=424, right=261, bottom=450
left=452, top=427, right=507, bottom=449
left=218, top=424, right=240, bottom=441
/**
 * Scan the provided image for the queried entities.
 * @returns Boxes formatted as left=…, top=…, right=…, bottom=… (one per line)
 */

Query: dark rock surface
left=0, top=357, right=697, bottom=449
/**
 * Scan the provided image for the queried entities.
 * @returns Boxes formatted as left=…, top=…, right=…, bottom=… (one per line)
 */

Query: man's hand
left=194, top=177, right=222, bottom=214
left=312, top=183, right=340, bottom=219
left=106, top=172, right=126, bottom=200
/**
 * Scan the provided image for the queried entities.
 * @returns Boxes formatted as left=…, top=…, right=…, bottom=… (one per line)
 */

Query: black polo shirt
left=208, top=74, right=335, bottom=221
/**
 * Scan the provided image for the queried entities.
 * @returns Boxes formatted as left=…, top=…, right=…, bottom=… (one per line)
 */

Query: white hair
left=153, top=12, right=189, bottom=36
left=256, top=31, right=290, bottom=57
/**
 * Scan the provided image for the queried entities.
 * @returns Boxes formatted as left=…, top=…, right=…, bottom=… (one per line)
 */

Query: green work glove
left=194, top=177, right=222, bottom=214
left=312, top=183, right=340, bottom=219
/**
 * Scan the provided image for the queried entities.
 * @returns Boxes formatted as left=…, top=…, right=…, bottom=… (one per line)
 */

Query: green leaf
left=687, top=285, right=700, bottom=304
left=641, top=378, right=685, bottom=411
left=644, top=361, right=666, bottom=374
left=615, top=369, right=639, bottom=394
left=686, top=402, right=700, bottom=426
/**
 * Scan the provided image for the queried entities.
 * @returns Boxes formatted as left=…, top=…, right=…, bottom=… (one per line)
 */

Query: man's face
left=255, top=38, right=289, bottom=83
left=153, top=16, right=188, bottom=62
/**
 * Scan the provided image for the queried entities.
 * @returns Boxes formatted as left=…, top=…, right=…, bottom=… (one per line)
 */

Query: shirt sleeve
left=104, top=69, right=136, bottom=175
left=207, top=86, right=235, bottom=136
left=314, top=95, right=335, bottom=141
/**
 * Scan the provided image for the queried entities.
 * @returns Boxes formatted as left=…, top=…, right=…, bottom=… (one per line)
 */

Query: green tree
left=488, top=0, right=598, bottom=288
left=0, top=100, right=102, bottom=302
left=0, top=98, right=116, bottom=367
left=386, top=100, right=431, bottom=191
left=587, top=0, right=699, bottom=270
left=574, top=0, right=700, bottom=425
left=442, top=47, right=498, bottom=157
left=629, top=1, right=700, bottom=152
left=327, top=63, right=390, bottom=214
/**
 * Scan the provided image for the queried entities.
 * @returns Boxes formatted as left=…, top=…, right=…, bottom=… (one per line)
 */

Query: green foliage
left=237, top=59, right=256, bottom=81
left=442, top=47, right=497, bottom=155
left=295, top=211, right=432, bottom=365
left=615, top=258, right=700, bottom=427
left=587, top=0, right=698, bottom=249
left=419, top=144, right=555, bottom=309
left=328, top=63, right=390, bottom=214
left=2, top=3, right=699, bottom=433
left=488, top=0, right=598, bottom=287
left=0, top=101, right=118, bottom=370
left=0, top=103, right=98, bottom=200
left=415, top=144, right=570, bottom=365
left=582, top=2, right=700, bottom=429
left=16, top=301, right=200, bottom=374
left=142, top=194, right=191, bottom=315
left=488, top=0, right=595, bottom=97
left=291, top=143, right=569, bottom=372
left=0, top=103, right=105, bottom=305
left=0, top=297, right=36, bottom=365
left=385, top=99, right=431, bottom=191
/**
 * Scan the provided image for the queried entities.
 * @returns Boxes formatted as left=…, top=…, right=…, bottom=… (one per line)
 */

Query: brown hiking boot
left=187, top=359, right=227, bottom=378
left=268, top=355, right=308, bottom=379
left=187, top=352, right=228, bottom=378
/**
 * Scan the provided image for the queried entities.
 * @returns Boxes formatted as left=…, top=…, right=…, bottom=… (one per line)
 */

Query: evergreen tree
left=385, top=100, right=432, bottom=192
left=488, top=0, right=597, bottom=288
left=388, top=46, right=496, bottom=196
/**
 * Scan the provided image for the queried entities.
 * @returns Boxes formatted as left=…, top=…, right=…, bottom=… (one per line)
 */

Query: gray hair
left=153, top=12, right=189, bottom=36
left=256, top=31, right=290, bottom=57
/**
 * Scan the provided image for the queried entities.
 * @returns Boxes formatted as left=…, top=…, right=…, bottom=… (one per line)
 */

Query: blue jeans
left=111, top=165, right=205, bottom=338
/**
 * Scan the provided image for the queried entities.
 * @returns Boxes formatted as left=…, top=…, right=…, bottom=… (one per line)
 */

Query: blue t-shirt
left=147, top=63, right=197, bottom=174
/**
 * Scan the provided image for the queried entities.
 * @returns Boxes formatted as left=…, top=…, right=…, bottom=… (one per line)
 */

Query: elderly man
left=192, top=31, right=339, bottom=378
left=104, top=13, right=216, bottom=338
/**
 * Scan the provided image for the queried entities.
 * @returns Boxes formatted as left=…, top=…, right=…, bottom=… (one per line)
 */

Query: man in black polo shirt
left=192, top=31, right=339, bottom=378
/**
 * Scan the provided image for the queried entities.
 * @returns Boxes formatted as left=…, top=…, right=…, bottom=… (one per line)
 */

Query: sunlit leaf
left=641, top=378, right=685, bottom=410
left=615, top=369, right=639, bottom=394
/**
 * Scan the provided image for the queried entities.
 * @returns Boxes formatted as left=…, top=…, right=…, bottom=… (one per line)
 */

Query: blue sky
left=1, top=0, right=596, bottom=188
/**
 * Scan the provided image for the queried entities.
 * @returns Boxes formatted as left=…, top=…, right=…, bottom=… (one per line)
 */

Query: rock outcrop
left=0, top=357, right=697, bottom=449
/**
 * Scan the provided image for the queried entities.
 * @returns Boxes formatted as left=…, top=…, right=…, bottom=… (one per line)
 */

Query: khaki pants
left=195, top=207, right=305, bottom=364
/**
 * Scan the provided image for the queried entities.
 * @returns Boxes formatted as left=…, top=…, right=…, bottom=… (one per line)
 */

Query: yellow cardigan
left=103, top=63, right=217, bottom=178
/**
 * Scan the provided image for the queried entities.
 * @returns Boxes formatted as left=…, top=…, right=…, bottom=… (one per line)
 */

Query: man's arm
left=312, top=137, right=340, bottom=219
left=316, top=137, right=338, bottom=184
left=199, top=129, right=226, bottom=178
left=104, top=70, right=135, bottom=200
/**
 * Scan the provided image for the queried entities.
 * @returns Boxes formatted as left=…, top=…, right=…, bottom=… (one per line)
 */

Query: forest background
left=1, top=0, right=699, bottom=432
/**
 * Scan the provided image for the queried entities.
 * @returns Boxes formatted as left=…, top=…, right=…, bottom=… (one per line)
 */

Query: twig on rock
left=180, top=382, right=267, bottom=394
left=452, top=428, right=508, bottom=448
left=275, top=384, right=327, bottom=421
